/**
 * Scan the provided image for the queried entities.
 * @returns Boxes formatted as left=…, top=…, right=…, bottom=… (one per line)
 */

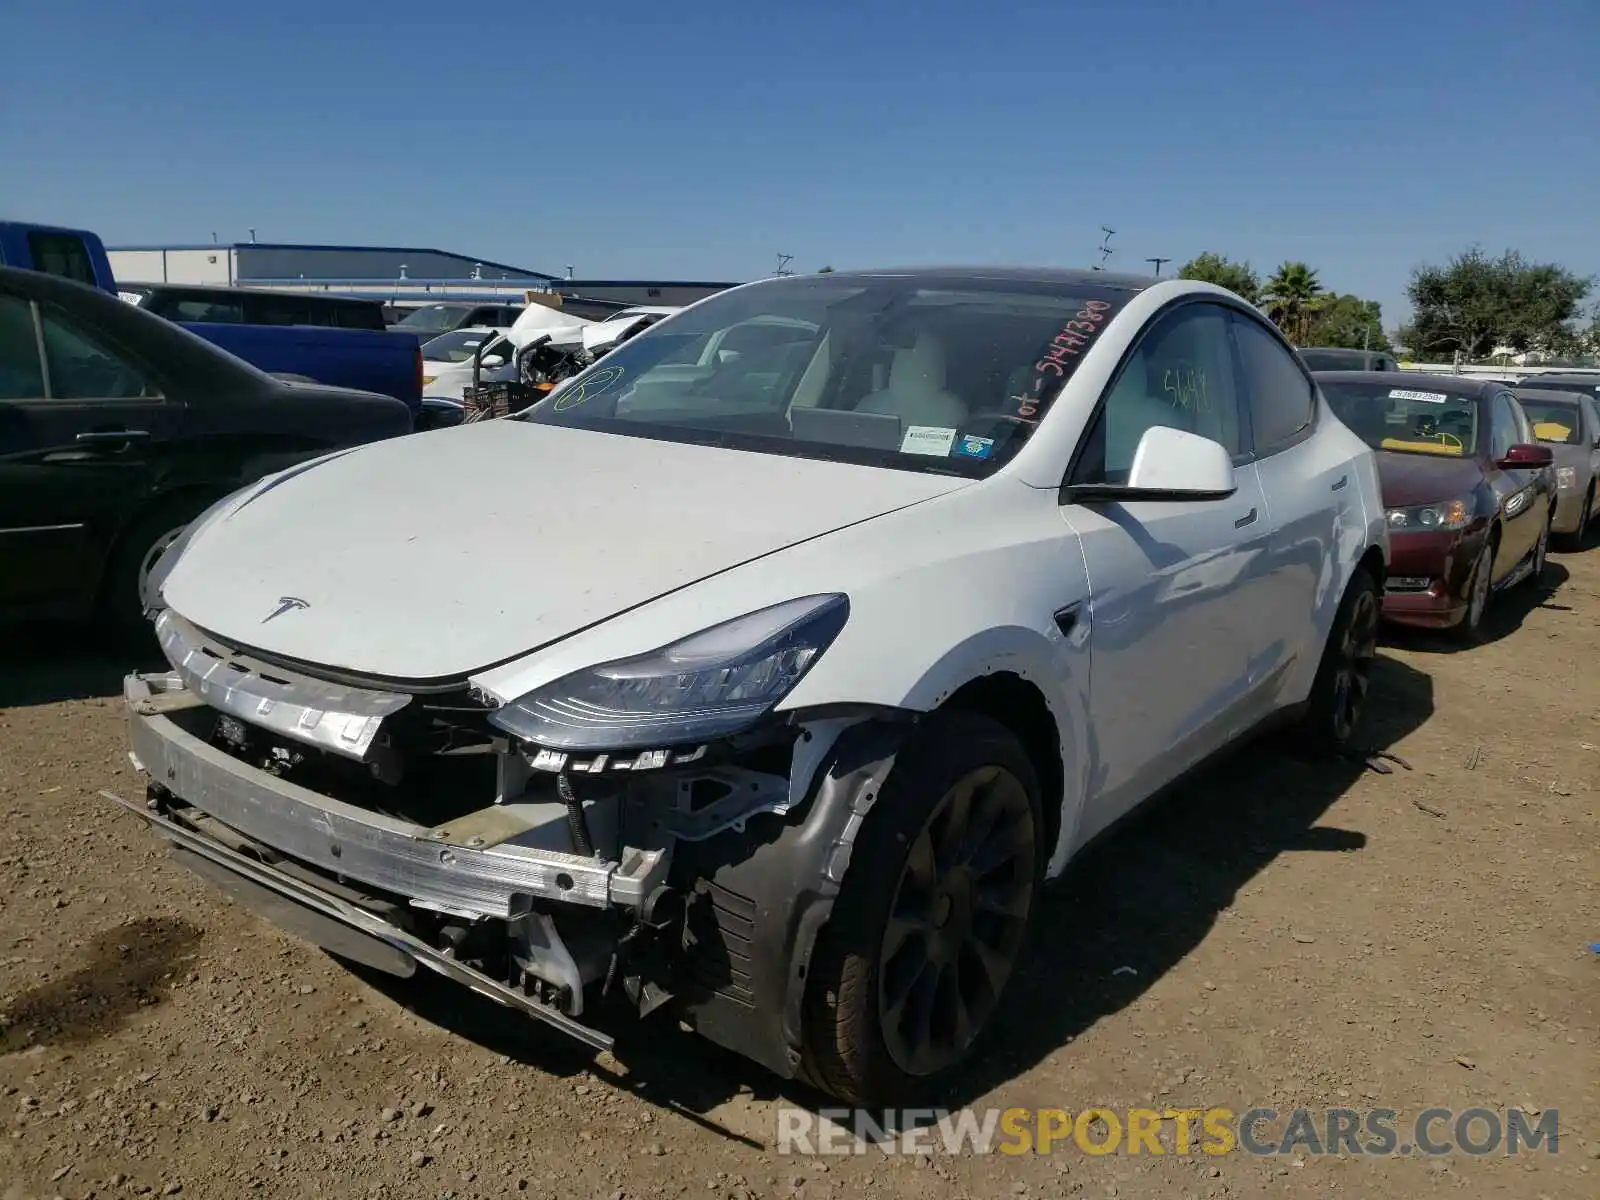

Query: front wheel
left=802, top=711, right=1044, bottom=1104
left=1452, top=537, right=1495, bottom=644
left=1523, top=512, right=1551, bottom=587
left=1571, top=488, right=1593, bottom=549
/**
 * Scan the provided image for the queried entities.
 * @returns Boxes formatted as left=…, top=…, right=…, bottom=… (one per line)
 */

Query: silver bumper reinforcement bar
left=123, top=672, right=664, bottom=919
left=100, top=787, right=612, bottom=1052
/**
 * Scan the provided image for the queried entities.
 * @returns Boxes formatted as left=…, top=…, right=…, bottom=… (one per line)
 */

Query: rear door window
left=1231, top=313, right=1316, bottom=454
left=333, top=301, right=386, bottom=330
left=162, top=293, right=245, bottom=323
left=245, top=294, right=322, bottom=326
left=26, top=233, right=97, bottom=287
left=0, top=295, right=47, bottom=399
left=38, top=309, right=160, bottom=399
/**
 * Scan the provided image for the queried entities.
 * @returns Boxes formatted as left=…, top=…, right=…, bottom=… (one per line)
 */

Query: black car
left=1297, top=346, right=1401, bottom=372
left=0, top=266, right=413, bottom=630
left=120, top=283, right=389, bottom=331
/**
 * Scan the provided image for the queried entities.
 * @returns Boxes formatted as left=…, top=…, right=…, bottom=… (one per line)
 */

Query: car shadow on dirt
left=0, top=623, right=160, bottom=709
left=352, top=652, right=1434, bottom=1132
left=1383, top=561, right=1571, bottom=654
left=0, top=918, right=204, bottom=1058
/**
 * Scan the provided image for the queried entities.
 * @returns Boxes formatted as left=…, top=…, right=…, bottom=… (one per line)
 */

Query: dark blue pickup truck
left=1, top=221, right=422, bottom=414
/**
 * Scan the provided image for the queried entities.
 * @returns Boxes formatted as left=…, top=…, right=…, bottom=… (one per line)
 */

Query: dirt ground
left=1, top=551, right=1596, bottom=1200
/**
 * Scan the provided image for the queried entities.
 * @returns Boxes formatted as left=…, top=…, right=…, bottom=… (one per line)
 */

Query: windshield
left=514, top=274, right=1134, bottom=476
left=396, top=305, right=472, bottom=334
left=1517, top=398, right=1583, bottom=445
left=421, top=329, right=502, bottom=363
left=1321, top=381, right=1480, bottom=457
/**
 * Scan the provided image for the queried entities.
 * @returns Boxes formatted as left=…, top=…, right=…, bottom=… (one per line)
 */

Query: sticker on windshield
left=552, top=364, right=626, bottom=411
left=900, top=425, right=958, bottom=457
left=1389, top=388, right=1448, bottom=403
left=953, top=434, right=995, bottom=460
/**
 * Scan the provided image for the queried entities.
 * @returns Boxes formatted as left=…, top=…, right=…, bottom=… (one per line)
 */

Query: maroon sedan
left=1317, top=372, right=1556, bottom=640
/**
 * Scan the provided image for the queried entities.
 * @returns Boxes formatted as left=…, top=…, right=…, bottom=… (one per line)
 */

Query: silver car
left=1513, top=387, right=1600, bottom=545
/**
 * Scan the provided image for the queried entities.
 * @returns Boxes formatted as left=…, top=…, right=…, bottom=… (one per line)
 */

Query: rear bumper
left=100, top=787, right=610, bottom=1050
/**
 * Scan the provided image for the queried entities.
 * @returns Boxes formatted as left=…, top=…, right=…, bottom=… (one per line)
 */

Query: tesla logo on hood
left=262, top=596, right=310, bottom=623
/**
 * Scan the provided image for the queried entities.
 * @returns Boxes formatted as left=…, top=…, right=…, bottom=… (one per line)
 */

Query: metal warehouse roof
left=106, top=242, right=553, bottom=281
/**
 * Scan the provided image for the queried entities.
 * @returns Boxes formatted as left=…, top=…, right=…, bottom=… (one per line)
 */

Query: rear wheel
left=1296, top=567, right=1379, bottom=753
left=802, top=711, right=1044, bottom=1104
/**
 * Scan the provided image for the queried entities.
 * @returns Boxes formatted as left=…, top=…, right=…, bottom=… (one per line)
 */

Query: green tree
left=1261, top=262, right=1324, bottom=344
left=1177, top=252, right=1260, bottom=304
left=1304, top=293, right=1391, bottom=352
left=1406, top=247, right=1592, bottom=360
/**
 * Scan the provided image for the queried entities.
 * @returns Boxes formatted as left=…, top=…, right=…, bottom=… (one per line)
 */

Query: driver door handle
left=1331, top=474, right=1349, bottom=491
left=75, top=429, right=150, bottom=443
left=1234, top=507, right=1258, bottom=529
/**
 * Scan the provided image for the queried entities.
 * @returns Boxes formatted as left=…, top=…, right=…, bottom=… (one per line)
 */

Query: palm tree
left=1261, top=262, right=1324, bottom=344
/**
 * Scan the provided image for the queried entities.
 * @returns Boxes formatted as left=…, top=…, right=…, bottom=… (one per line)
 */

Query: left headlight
left=1387, top=498, right=1471, bottom=532
left=488, top=594, right=849, bottom=752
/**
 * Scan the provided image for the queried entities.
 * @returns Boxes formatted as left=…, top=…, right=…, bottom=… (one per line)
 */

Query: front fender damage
left=672, top=715, right=913, bottom=1078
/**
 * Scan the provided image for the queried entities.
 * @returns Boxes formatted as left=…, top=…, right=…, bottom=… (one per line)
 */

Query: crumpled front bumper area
left=102, top=786, right=610, bottom=1050
left=115, top=671, right=620, bottom=1049
left=121, top=672, right=662, bottom=920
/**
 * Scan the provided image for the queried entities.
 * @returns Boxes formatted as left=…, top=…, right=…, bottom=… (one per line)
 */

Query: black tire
left=802, top=710, right=1045, bottom=1105
left=1451, top=535, right=1496, bottom=645
left=1295, top=566, right=1379, bottom=754
left=1523, top=511, right=1551, bottom=588
left=99, top=497, right=212, bottom=639
left=1573, top=487, right=1594, bottom=550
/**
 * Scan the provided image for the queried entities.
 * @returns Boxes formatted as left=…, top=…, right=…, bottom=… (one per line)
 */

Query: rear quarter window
left=26, top=233, right=97, bottom=287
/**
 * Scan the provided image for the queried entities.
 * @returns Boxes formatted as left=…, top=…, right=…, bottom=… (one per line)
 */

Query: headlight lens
left=489, top=594, right=849, bottom=751
left=1556, top=467, right=1577, bottom=489
left=1386, top=498, right=1470, bottom=532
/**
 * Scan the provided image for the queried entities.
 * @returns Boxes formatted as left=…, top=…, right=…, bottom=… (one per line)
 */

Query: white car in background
left=117, top=268, right=1388, bottom=1105
left=419, top=327, right=517, bottom=401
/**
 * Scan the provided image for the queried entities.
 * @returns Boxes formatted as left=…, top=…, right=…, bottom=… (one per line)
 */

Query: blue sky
left=3, top=0, right=1596, bottom=325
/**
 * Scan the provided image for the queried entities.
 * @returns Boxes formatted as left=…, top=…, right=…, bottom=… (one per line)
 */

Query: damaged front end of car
left=109, top=598, right=915, bottom=1080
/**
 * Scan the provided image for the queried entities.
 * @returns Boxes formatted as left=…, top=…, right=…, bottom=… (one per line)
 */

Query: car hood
left=161, top=420, right=970, bottom=681
left=1373, top=449, right=1486, bottom=508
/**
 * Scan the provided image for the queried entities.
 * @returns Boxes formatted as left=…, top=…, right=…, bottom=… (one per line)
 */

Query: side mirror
left=1496, top=443, right=1555, bottom=469
left=1064, top=426, right=1237, bottom=503
left=480, top=355, right=506, bottom=369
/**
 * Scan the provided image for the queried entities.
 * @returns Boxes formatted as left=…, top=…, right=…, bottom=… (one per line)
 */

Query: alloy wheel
left=1466, top=545, right=1493, bottom=629
left=876, top=765, right=1037, bottom=1078
left=1329, top=587, right=1379, bottom=743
